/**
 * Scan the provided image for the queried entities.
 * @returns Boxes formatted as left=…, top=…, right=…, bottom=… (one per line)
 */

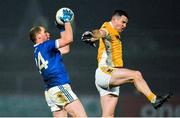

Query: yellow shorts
left=45, top=84, right=78, bottom=112
left=95, top=66, right=119, bottom=96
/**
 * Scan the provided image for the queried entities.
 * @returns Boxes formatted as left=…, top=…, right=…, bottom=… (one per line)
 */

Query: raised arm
left=58, top=29, right=71, bottom=55
left=81, top=28, right=108, bottom=47
left=55, top=8, right=74, bottom=49
left=91, top=29, right=107, bottom=41
left=57, top=22, right=73, bottom=48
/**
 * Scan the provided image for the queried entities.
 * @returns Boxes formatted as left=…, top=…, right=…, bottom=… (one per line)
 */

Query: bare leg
left=64, top=99, right=87, bottom=117
left=100, top=94, right=118, bottom=117
left=110, top=68, right=155, bottom=100
left=53, top=109, right=67, bottom=118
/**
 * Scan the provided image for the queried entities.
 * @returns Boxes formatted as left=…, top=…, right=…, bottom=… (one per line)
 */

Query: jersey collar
left=109, top=22, right=114, bottom=28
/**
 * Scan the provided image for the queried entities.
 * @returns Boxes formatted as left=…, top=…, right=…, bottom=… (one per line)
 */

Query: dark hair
left=29, top=26, right=41, bottom=43
left=112, top=10, right=129, bottom=19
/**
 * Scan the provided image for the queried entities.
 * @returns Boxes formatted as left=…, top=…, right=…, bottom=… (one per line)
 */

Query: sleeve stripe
left=55, top=40, right=59, bottom=49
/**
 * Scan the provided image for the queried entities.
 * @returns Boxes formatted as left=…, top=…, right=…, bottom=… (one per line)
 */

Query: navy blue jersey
left=34, top=39, right=70, bottom=89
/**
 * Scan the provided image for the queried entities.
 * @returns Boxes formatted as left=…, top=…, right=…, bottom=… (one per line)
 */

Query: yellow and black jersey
left=97, top=22, right=123, bottom=68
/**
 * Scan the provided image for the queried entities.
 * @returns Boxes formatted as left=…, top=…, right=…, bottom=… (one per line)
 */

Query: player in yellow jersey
left=82, top=10, right=172, bottom=117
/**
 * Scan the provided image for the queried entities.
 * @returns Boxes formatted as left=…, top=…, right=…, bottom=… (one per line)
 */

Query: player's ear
left=36, top=33, right=41, bottom=40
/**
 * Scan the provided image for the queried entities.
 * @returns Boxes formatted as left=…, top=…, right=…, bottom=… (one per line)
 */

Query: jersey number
left=35, top=52, right=48, bottom=73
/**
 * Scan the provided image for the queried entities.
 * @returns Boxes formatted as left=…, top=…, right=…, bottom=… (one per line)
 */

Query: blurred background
left=0, top=0, right=179, bottom=117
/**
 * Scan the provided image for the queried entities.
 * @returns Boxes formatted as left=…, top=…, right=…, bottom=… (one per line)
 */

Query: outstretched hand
left=81, top=31, right=96, bottom=47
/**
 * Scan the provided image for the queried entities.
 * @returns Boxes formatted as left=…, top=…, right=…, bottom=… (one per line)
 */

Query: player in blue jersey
left=29, top=10, right=87, bottom=117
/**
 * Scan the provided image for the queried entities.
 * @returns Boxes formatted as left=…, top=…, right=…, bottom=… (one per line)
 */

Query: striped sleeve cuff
left=55, top=40, right=59, bottom=49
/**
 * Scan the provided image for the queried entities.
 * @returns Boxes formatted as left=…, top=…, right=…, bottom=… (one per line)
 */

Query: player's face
left=113, top=15, right=128, bottom=32
left=38, top=27, right=49, bottom=41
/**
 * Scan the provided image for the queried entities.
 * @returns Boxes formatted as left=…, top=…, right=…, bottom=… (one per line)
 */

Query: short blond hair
left=29, top=26, right=42, bottom=43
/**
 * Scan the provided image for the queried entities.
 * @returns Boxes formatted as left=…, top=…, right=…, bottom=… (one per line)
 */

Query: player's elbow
left=69, top=37, right=73, bottom=43
left=61, top=49, right=70, bottom=55
left=69, top=35, right=73, bottom=43
left=66, top=35, right=73, bottom=44
left=62, top=38, right=72, bottom=46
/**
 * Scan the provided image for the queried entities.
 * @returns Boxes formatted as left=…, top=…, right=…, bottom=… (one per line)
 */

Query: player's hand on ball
left=81, top=31, right=96, bottom=47
left=56, top=7, right=74, bottom=25
left=60, top=9, right=74, bottom=23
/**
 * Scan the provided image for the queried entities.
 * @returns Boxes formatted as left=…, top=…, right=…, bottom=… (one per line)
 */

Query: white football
left=55, top=7, right=74, bottom=25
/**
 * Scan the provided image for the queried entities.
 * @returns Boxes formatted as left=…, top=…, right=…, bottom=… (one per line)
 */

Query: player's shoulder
left=44, top=39, right=56, bottom=43
left=35, top=39, right=56, bottom=50
left=100, top=22, right=112, bottom=35
left=41, top=39, right=56, bottom=46
left=101, top=22, right=113, bottom=31
left=101, top=22, right=109, bottom=28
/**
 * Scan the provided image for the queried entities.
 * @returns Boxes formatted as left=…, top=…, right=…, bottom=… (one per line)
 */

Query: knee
left=136, top=71, right=142, bottom=77
left=102, top=113, right=114, bottom=117
left=134, top=71, right=143, bottom=80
